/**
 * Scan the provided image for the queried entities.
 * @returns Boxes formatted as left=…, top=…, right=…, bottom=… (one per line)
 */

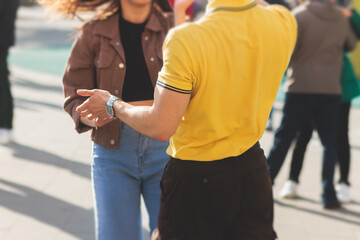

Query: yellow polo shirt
left=157, top=0, right=297, bottom=161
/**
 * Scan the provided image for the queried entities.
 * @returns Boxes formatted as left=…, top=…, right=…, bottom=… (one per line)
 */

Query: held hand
left=94, top=116, right=114, bottom=127
left=76, top=89, right=113, bottom=121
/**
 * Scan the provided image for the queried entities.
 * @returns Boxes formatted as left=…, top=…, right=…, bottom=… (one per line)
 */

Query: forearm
left=174, top=9, right=187, bottom=26
left=173, top=0, right=195, bottom=26
left=76, top=87, right=189, bottom=141
left=113, top=100, right=167, bottom=141
left=174, top=11, right=186, bottom=26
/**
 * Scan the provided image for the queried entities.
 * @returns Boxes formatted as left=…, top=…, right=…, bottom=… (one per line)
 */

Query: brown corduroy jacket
left=63, top=6, right=173, bottom=148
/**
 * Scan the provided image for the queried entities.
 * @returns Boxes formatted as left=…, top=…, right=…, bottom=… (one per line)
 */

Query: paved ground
left=0, top=5, right=360, bottom=240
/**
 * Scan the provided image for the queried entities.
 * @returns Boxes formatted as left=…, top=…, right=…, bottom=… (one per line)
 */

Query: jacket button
left=145, top=36, right=149, bottom=41
left=114, top=90, right=119, bottom=95
left=119, top=63, right=125, bottom=69
left=110, top=139, right=116, bottom=145
left=115, top=42, right=120, bottom=46
left=163, top=13, right=168, bottom=18
left=150, top=57, right=154, bottom=62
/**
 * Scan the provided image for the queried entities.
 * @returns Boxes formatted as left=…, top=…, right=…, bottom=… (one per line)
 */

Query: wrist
left=106, top=95, right=121, bottom=117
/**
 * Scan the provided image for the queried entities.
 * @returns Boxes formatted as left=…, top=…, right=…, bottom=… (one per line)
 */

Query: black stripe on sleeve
left=157, top=81, right=192, bottom=94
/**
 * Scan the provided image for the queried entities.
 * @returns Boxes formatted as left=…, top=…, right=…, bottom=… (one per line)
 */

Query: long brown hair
left=38, top=0, right=172, bottom=20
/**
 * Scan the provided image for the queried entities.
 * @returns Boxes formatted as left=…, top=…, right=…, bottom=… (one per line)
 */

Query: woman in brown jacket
left=38, top=0, right=177, bottom=239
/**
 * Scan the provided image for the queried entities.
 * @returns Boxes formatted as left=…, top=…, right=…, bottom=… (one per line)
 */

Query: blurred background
left=0, top=0, right=360, bottom=239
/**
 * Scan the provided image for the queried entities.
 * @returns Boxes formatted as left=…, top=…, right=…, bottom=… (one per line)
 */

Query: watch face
left=106, top=105, right=114, bottom=117
left=106, top=96, right=119, bottom=117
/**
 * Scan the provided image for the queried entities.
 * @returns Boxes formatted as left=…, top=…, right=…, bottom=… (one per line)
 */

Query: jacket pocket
left=95, top=50, right=115, bottom=89
left=95, top=50, right=115, bottom=68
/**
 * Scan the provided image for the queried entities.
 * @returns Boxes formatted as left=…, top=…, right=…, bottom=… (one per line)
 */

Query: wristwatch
left=105, top=95, right=120, bottom=117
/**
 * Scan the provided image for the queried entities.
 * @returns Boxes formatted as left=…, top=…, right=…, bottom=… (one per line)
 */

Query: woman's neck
left=120, top=0, right=152, bottom=23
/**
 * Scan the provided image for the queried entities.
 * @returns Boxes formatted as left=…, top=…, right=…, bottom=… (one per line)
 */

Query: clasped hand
left=76, top=89, right=115, bottom=127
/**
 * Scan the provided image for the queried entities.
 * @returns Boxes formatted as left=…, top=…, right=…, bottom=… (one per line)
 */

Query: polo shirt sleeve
left=157, top=29, right=195, bottom=94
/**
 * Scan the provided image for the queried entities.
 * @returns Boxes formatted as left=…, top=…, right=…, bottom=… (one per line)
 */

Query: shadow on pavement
left=0, top=178, right=94, bottom=239
left=351, top=145, right=360, bottom=150
left=4, top=142, right=91, bottom=180
left=13, top=77, right=63, bottom=93
left=14, top=97, right=63, bottom=111
left=275, top=199, right=360, bottom=226
left=290, top=196, right=321, bottom=204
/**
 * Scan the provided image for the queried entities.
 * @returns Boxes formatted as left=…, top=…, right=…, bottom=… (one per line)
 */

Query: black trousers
left=0, top=47, right=13, bottom=129
left=289, top=101, right=351, bottom=185
left=158, top=143, right=276, bottom=240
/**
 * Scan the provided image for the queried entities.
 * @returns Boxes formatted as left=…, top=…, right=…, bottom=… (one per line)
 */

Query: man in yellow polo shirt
left=76, top=0, right=297, bottom=238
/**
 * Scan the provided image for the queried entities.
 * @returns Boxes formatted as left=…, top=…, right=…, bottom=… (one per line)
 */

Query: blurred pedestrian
left=267, top=0, right=357, bottom=209
left=74, top=0, right=297, bottom=238
left=265, top=0, right=292, bottom=132
left=0, top=0, right=19, bottom=144
left=280, top=6, right=360, bottom=203
left=38, top=0, right=181, bottom=239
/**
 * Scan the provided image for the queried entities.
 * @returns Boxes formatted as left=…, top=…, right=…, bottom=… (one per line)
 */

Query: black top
left=120, top=16, right=154, bottom=102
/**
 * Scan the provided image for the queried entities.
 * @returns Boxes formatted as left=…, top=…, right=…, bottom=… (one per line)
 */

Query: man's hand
left=76, top=89, right=115, bottom=126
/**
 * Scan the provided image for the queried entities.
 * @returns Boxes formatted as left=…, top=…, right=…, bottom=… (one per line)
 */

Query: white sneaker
left=336, top=183, right=351, bottom=203
left=280, top=180, right=298, bottom=199
left=0, top=128, right=12, bottom=144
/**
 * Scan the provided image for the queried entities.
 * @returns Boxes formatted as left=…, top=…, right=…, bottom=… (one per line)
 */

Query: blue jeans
left=267, top=93, right=341, bottom=205
left=92, top=123, right=169, bottom=240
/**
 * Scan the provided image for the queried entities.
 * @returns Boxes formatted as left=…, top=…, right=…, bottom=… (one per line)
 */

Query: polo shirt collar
left=206, top=0, right=256, bottom=13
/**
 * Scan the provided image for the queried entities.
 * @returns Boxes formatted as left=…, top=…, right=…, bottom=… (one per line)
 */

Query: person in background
left=37, top=0, right=191, bottom=239
left=0, top=0, right=19, bottom=144
left=267, top=0, right=357, bottom=209
left=265, top=1, right=291, bottom=132
left=280, top=6, right=360, bottom=203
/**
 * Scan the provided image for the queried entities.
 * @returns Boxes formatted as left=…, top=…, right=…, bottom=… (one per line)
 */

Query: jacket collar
left=92, top=4, right=165, bottom=39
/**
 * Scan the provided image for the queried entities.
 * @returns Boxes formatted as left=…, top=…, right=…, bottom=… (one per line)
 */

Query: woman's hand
left=80, top=115, right=114, bottom=128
